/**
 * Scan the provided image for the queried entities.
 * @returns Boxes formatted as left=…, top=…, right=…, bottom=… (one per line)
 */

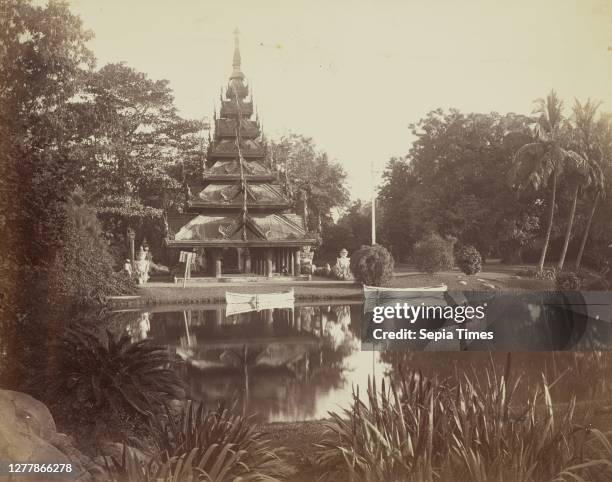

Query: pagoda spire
left=231, top=28, right=244, bottom=80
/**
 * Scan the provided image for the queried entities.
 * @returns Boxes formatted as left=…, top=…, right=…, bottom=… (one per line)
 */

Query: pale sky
left=68, top=0, right=612, bottom=201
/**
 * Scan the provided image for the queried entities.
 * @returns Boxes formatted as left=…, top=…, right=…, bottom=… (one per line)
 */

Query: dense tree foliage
left=378, top=109, right=536, bottom=261
left=269, top=133, right=350, bottom=231
left=1, top=0, right=94, bottom=298
left=0, top=1, right=204, bottom=313
left=572, top=106, right=611, bottom=269
left=0, top=0, right=97, bottom=386
left=75, top=63, right=205, bottom=253
left=317, top=200, right=372, bottom=264
left=510, top=92, right=586, bottom=271
left=0, top=0, right=200, bottom=385
left=377, top=104, right=612, bottom=269
left=46, top=193, right=136, bottom=306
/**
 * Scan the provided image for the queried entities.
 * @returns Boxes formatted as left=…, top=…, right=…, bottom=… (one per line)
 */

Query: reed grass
left=317, top=355, right=612, bottom=481
left=108, top=401, right=291, bottom=481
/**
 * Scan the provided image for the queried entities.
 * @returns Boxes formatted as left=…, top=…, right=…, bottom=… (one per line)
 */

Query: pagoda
left=165, top=30, right=318, bottom=278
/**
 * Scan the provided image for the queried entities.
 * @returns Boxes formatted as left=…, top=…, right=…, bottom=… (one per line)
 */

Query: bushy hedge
left=455, top=245, right=482, bottom=275
left=350, top=244, right=394, bottom=287
left=47, top=195, right=136, bottom=306
left=555, top=271, right=583, bottom=290
left=535, top=268, right=557, bottom=280
left=413, top=234, right=454, bottom=274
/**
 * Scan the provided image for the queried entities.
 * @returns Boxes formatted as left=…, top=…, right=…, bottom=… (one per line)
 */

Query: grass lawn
left=117, top=263, right=556, bottom=308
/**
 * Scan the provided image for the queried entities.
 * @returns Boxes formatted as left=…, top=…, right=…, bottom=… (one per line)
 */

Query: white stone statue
left=334, top=248, right=352, bottom=280
left=127, top=312, right=150, bottom=342
left=137, top=312, right=150, bottom=341
left=135, top=246, right=150, bottom=284
left=300, top=245, right=316, bottom=274
left=123, top=259, right=132, bottom=277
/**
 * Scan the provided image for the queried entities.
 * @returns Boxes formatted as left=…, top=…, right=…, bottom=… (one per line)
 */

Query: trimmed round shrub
left=413, top=234, right=454, bottom=274
left=555, top=271, right=583, bottom=290
left=350, top=244, right=394, bottom=287
left=455, top=245, right=482, bottom=275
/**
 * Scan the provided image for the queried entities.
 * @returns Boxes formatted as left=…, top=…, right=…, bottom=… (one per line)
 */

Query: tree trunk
left=575, top=191, right=600, bottom=270
left=301, top=189, right=308, bottom=230
left=538, top=171, right=557, bottom=272
left=557, top=184, right=579, bottom=270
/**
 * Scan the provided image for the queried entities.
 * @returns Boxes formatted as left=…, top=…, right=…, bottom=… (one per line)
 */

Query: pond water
left=119, top=302, right=385, bottom=422
left=109, top=294, right=612, bottom=423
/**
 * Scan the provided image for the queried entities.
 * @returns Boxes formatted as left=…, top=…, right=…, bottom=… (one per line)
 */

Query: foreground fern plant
left=44, top=327, right=184, bottom=419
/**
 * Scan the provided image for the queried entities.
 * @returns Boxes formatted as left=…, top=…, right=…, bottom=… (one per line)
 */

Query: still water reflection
left=112, top=294, right=612, bottom=423
left=122, top=303, right=386, bottom=423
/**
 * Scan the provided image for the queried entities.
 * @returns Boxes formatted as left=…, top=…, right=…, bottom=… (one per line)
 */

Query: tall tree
left=0, top=0, right=94, bottom=266
left=378, top=109, right=534, bottom=260
left=0, top=0, right=94, bottom=385
left=318, top=200, right=372, bottom=263
left=510, top=91, right=585, bottom=272
left=378, top=157, right=416, bottom=257
left=75, top=63, right=204, bottom=249
left=269, top=133, right=349, bottom=231
left=557, top=99, right=603, bottom=270
left=574, top=109, right=611, bottom=269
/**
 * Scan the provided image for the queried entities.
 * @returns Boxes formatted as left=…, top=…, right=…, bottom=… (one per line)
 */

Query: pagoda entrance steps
left=174, top=274, right=310, bottom=284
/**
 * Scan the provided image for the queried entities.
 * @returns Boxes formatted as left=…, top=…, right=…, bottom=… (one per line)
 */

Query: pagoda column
left=265, top=248, right=274, bottom=277
left=213, top=307, right=223, bottom=326
left=236, top=248, right=242, bottom=273
left=293, top=248, right=301, bottom=276
left=211, top=249, right=222, bottom=278
left=244, top=248, right=251, bottom=274
left=265, top=309, right=273, bottom=324
left=291, top=248, right=301, bottom=276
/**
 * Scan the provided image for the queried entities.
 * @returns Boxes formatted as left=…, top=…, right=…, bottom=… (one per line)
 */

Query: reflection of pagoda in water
left=165, top=30, right=317, bottom=277
left=145, top=303, right=362, bottom=420
left=156, top=306, right=322, bottom=368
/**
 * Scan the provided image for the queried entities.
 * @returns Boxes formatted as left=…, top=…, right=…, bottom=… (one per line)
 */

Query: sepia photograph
left=1, top=0, right=612, bottom=480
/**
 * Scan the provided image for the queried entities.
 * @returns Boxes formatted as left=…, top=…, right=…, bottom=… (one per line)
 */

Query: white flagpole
left=371, top=161, right=376, bottom=245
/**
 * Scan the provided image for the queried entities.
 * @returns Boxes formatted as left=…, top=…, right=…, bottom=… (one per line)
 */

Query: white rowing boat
left=363, top=284, right=448, bottom=310
left=363, top=284, right=447, bottom=294
left=225, top=298, right=295, bottom=317
left=225, top=289, right=295, bottom=315
left=226, top=288, right=294, bottom=305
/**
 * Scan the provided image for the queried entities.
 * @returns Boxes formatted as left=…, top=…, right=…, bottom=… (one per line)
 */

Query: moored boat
left=363, top=284, right=448, bottom=309
left=225, top=288, right=295, bottom=307
left=363, top=284, right=447, bottom=294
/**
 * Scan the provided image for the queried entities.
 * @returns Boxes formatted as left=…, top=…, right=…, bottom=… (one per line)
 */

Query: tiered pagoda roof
left=166, top=30, right=317, bottom=249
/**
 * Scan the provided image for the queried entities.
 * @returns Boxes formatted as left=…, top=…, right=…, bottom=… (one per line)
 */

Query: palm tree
left=575, top=109, right=611, bottom=269
left=510, top=91, right=585, bottom=272
left=556, top=156, right=594, bottom=270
